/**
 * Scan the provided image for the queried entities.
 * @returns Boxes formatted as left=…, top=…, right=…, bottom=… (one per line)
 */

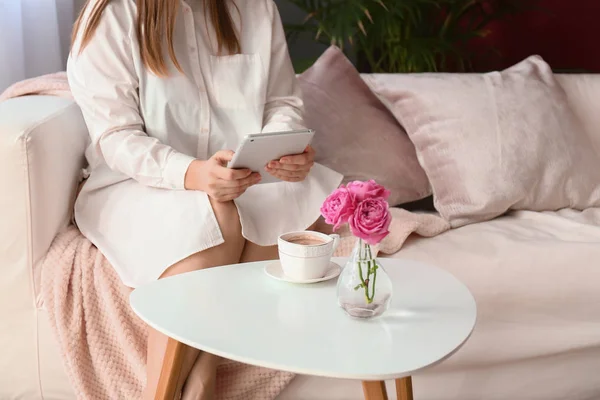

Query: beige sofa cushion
left=367, top=56, right=600, bottom=227
left=300, top=46, right=431, bottom=206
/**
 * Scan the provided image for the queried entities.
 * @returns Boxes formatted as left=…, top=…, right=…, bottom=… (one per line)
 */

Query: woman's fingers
left=271, top=156, right=313, bottom=169
left=213, top=164, right=253, bottom=181
left=217, top=180, right=256, bottom=195
left=212, top=175, right=261, bottom=200
left=279, top=145, right=315, bottom=165
left=214, top=188, right=247, bottom=203
left=268, top=145, right=315, bottom=172
left=211, top=150, right=235, bottom=166
left=268, top=169, right=304, bottom=178
left=267, top=160, right=314, bottom=172
left=206, top=170, right=260, bottom=202
left=213, top=170, right=260, bottom=187
left=266, top=167, right=308, bottom=182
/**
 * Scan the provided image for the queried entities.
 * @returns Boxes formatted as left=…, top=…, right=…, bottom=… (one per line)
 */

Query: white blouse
left=67, top=0, right=343, bottom=288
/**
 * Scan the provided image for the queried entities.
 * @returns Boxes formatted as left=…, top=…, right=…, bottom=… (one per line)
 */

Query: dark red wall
left=473, top=0, right=600, bottom=72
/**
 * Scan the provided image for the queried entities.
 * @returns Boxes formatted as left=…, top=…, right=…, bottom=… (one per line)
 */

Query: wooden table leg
left=362, top=381, right=388, bottom=400
left=155, top=337, right=186, bottom=400
left=395, top=376, right=414, bottom=400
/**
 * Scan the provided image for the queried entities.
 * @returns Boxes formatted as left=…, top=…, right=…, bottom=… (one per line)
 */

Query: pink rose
left=346, top=180, right=391, bottom=202
left=320, top=187, right=356, bottom=230
left=349, top=198, right=392, bottom=245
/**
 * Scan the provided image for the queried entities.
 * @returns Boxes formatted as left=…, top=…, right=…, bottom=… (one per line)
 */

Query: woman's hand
left=265, top=145, right=315, bottom=183
left=185, top=150, right=261, bottom=202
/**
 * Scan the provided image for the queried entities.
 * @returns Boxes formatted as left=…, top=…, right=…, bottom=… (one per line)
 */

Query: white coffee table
left=130, top=257, right=476, bottom=400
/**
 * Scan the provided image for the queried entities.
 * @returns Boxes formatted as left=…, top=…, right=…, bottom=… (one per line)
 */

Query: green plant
left=285, top=0, right=536, bottom=73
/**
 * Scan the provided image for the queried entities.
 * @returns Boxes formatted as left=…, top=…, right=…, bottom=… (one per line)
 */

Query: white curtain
left=0, top=0, right=76, bottom=92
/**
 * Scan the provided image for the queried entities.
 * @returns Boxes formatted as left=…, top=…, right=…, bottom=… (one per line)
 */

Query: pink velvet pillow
left=299, top=46, right=431, bottom=206
left=366, top=56, right=600, bottom=226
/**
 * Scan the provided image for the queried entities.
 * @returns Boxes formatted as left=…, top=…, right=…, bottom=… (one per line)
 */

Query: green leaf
left=283, top=0, right=538, bottom=73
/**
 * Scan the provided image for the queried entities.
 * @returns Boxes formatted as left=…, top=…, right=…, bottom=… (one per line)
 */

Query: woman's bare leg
left=239, top=241, right=278, bottom=263
left=181, top=351, right=220, bottom=400
left=143, top=198, right=245, bottom=400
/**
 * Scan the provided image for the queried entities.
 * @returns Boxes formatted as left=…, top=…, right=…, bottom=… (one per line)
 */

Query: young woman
left=68, top=0, right=342, bottom=398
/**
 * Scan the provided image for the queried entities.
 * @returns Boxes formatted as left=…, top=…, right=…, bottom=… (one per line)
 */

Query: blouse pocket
left=210, top=53, right=266, bottom=110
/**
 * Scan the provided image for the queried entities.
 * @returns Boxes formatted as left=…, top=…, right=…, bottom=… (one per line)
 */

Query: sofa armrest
left=0, top=95, right=88, bottom=308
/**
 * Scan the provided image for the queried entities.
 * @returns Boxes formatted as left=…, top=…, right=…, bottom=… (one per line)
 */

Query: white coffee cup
left=277, top=231, right=340, bottom=281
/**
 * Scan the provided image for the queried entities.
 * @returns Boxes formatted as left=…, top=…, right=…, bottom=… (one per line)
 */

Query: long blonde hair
left=72, top=0, right=240, bottom=76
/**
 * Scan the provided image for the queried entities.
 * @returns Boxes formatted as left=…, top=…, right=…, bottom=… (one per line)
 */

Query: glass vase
left=336, top=238, right=393, bottom=318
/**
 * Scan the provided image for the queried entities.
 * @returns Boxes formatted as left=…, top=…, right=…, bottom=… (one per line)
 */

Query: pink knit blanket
left=42, top=226, right=295, bottom=399
left=0, top=72, right=71, bottom=102
left=330, top=208, right=450, bottom=258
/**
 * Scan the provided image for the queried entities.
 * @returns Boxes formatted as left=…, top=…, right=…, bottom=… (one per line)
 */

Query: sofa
left=1, top=73, right=600, bottom=400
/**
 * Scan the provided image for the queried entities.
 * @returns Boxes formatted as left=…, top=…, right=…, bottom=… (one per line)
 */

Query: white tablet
left=228, top=129, right=315, bottom=184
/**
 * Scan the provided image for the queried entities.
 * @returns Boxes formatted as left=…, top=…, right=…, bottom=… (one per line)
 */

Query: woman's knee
left=160, top=251, right=210, bottom=278
left=160, top=200, right=244, bottom=279
left=161, top=240, right=243, bottom=278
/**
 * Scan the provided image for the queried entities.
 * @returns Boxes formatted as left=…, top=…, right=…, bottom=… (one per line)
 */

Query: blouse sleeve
left=67, top=3, right=195, bottom=190
left=261, top=1, right=306, bottom=133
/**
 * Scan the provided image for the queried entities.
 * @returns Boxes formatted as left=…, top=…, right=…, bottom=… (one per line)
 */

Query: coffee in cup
left=277, top=231, right=340, bottom=281
left=285, top=234, right=328, bottom=246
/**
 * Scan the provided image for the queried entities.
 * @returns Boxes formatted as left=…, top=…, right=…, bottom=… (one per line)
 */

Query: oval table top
left=130, top=257, right=476, bottom=381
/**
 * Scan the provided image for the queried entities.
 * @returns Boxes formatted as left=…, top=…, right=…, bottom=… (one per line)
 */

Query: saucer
left=264, top=261, right=341, bottom=284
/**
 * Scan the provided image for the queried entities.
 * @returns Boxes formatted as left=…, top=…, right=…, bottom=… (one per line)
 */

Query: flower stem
left=365, top=244, right=378, bottom=303
left=354, top=240, right=378, bottom=304
left=356, top=239, right=371, bottom=304
left=352, top=240, right=380, bottom=305
left=368, top=262, right=378, bottom=303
